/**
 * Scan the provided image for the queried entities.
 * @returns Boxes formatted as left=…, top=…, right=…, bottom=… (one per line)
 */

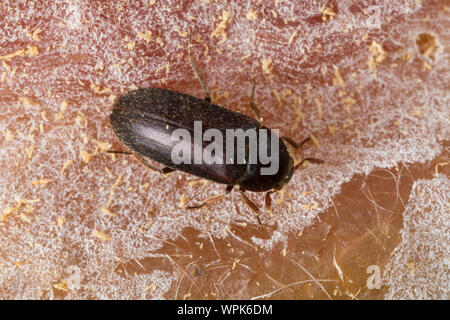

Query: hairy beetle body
left=110, top=88, right=293, bottom=192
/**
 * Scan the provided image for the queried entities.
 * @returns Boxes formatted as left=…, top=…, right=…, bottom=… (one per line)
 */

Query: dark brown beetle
left=110, top=40, right=322, bottom=222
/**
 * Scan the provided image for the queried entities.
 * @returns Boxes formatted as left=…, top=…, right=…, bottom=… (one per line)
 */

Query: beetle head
left=272, top=156, right=294, bottom=189
left=239, top=152, right=294, bottom=192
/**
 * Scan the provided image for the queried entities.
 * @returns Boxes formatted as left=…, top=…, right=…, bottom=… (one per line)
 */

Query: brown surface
left=0, top=0, right=448, bottom=299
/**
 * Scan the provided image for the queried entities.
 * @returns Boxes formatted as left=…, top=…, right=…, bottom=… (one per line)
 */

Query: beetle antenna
left=188, top=30, right=211, bottom=102
left=281, top=136, right=311, bottom=150
left=294, top=157, right=324, bottom=170
left=249, top=78, right=263, bottom=124
left=107, top=150, right=132, bottom=155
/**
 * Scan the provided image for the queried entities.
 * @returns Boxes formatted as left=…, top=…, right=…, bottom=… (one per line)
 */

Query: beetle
left=109, top=40, right=322, bottom=222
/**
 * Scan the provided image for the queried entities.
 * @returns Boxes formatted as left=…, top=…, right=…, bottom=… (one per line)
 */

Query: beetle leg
left=281, top=136, right=311, bottom=150
left=107, top=150, right=174, bottom=174
left=249, top=79, right=263, bottom=124
left=294, top=157, right=324, bottom=170
left=187, top=185, right=233, bottom=209
left=188, top=32, right=211, bottom=102
left=160, top=167, right=175, bottom=174
left=238, top=188, right=262, bottom=225
left=134, top=153, right=175, bottom=175
left=107, top=150, right=132, bottom=155
left=264, top=190, right=277, bottom=210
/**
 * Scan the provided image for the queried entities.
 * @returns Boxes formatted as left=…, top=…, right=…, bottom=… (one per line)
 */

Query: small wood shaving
left=144, top=221, right=153, bottom=228
left=156, top=37, right=164, bottom=47
left=145, top=284, right=157, bottom=292
left=314, top=98, right=323, bottom=118
left=368, top=41, right=386, bottom=71
left=321, top=7, right=336, bottom=21
left=423, top=61, right=432, bottom=70
left=3, top=130, right=13, bottom=141
left=1, top=207, right=15, bottom=222
left=183, top=293, right=192, bottom=300
left=333, top=67, right=344, bottom=86
left=13, top=261, right=25, bottom=267
left=1, top=199, right=38, bottom=222
left=107, top=175, right=123, bottom=208
left=19, top=198, right=41, bottom=204
left=19, top=213, right=31, bottom=223
left=23, top=205, right=36, bottom=214
left=53, top=281, right=69, bottom=292
left=20, top=97, right=38, bottom=106
left=90, top=82, right=111, bottom=94
left=75, top=114, right=87, bottom=127
left=60, top=101, right=68, bottom=111
left=246, top=10, right=258, bottom=20
left=211, top=10, right=231, bottom=42
left=96, top=140, right=112, bottom=152
left=176, top=29, right=188, bottom=38
left=100, top=207, right=117, bottom=217
left=328, top=125, right=337, bottom=136
left=80, top=150, right=91, bottom=163
left=310, top=134, right=320, bottom=147
left=342, top=97, right=356, bottom=112
left=2, top=61, right=10, bottom=72
left=0, top=49, right=25, bottom=60
left=408, top=262, right=416, bottom=276
left=138, top=30, right=152, bottom=44
left=276, top=189, right=285, bottom=205
left=26, top=146, right=35, bottom=159
left=288, top=29, right=298, bottom=45
left=32, top=28, right=42, bottom=41
left=60, top=159, right=74, bottom=174
left=343, top=118, right=354, bottom=128
left=410, top=107, right=426, bottom=118
left=178, top=196, right=187, bottom=208
left=57, top=217, right=66, bottom=226
left=25, top=45, right=39, bottom=57
left=232, top=259, right=240, bottom=270
left=93, top=230, right=112, bottom=241
left=32, top=179, right=52, bottom=187
left=261, top=58, right=273, bottom=74
left=113, top=175, right=123, bottom=187
left=322, top=7, right=336, bottom=17
left=126, top=41, right=135, bottom=50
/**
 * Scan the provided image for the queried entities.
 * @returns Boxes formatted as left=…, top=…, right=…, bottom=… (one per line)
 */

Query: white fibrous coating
left=0, top=0, right=448, bottom=299
left=383, top=175, right=449, bottom=300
